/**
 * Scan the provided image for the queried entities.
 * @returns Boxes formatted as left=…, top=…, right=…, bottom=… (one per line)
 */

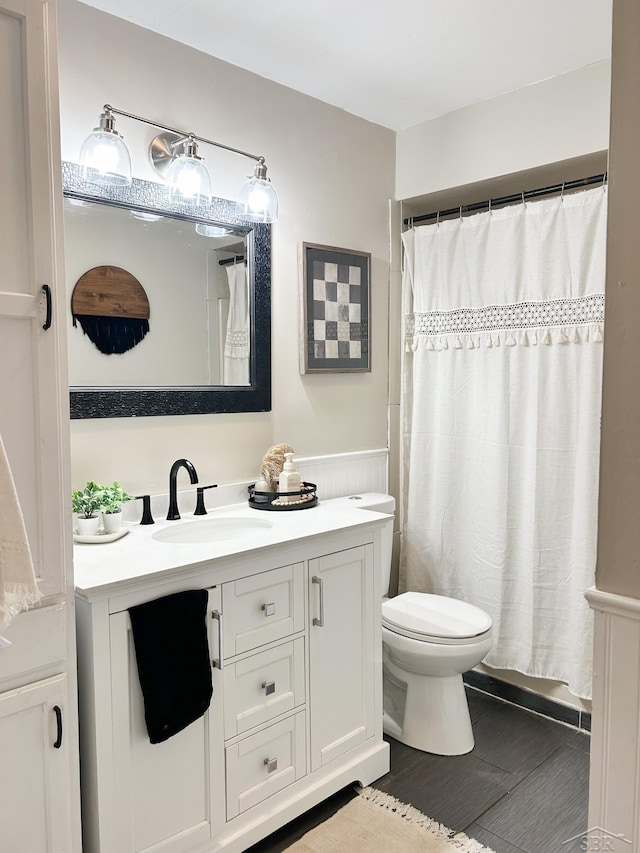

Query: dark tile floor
left=248, top=686, right=590, bottom=852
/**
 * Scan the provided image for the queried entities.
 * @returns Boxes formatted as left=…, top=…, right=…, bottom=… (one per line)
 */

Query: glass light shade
left=166, top=154, right=212, bottom=206
left=79, top=129, right=132, bottom=186
left=238, top=176, right=279, bottom=223
left=129, top=210, right=163, bottom=222
left=195, top=223, right=234, bottom=238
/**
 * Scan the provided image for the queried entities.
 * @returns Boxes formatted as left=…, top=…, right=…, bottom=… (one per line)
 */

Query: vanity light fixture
left=79, top=104, right=279, bottom=222
left=79, top=107, right=132, bottom=187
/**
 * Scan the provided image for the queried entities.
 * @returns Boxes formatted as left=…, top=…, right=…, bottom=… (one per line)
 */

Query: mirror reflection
left=61, top=161, right=271, bottom=419
left=64, top=198, right=250, bottom=387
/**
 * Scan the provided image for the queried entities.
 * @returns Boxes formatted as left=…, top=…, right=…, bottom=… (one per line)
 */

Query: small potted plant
left=101, top=481, right=134, bottom=534
left=72, top=480, right=104, bottom=535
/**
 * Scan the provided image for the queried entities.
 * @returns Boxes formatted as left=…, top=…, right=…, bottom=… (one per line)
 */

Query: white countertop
left=73, top=498, right=391, bottom=597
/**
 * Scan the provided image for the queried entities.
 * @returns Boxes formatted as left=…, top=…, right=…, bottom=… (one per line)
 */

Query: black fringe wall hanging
left=71, top=265, right=150, bottom=355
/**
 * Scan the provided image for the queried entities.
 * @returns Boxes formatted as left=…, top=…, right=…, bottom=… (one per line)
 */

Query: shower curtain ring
left=459, top=205, right=463, bottom=222
left=561, top=182, right=566, bottom=202
left=488, top=198, right=492, bottom=215
left=436, top=210, right=440, bottom=227
left=521, top=191, right=525, bottom=207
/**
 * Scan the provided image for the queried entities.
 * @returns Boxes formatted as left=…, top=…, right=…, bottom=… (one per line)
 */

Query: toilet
left=336, top=493, right=492, bottom=756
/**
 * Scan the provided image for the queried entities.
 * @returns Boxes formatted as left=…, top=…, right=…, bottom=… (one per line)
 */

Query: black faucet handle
left=194, top=484, right=218, bottom=516
left=134, top=495, right=155, bottom=525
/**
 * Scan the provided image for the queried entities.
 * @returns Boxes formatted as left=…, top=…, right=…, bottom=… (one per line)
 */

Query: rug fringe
left=358, top=787, right=495, bottom=852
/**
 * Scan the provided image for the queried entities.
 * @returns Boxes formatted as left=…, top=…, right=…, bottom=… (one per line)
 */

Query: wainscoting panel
left=296, top=449, right=388, bottom=500
left=586, top=586, right=640, bottom=851
left=123, top=449, right=389, bottom=522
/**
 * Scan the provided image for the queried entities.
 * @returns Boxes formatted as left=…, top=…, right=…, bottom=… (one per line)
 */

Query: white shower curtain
left=224, top=262, right=250, bottom=386
left=400, top=186, right=607, bottom=699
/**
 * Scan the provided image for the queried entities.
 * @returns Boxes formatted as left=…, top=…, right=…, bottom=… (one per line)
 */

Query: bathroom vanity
left=74, top=502, right=390, bottom=853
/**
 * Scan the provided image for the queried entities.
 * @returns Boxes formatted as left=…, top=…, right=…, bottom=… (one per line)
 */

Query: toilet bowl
left=382, top=591, right=491, bottom=754
left=332, top=493, right=492, bottom=756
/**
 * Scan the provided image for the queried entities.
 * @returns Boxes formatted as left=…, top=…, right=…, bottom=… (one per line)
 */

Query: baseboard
left=463, top=670, right=591, bottom=731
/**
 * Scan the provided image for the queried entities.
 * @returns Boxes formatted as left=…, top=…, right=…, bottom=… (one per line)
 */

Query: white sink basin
left=152, top=516, right=273, bottom=544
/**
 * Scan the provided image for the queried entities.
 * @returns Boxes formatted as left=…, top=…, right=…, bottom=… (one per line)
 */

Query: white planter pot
left=76, top=515, right=101, bottom=536
left=102, top=512, right=123, bottom=534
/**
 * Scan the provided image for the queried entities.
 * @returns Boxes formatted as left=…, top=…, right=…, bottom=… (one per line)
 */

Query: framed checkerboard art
left=301, top=243, right=371, bottom=374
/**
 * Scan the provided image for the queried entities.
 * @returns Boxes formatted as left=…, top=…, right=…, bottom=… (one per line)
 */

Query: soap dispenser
left=278, top=452, right=301, bottom=504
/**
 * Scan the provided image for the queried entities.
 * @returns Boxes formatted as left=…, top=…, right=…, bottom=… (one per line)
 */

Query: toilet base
left=383, top=664, right=475, bottom=756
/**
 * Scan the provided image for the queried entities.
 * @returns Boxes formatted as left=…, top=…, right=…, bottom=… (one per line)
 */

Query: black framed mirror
left=62, top=162, right=271, bottom=418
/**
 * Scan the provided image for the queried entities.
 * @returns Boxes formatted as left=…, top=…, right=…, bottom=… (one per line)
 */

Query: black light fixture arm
left=103, top=104, right=265, bottom=164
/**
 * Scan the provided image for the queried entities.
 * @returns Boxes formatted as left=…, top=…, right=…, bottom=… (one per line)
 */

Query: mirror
left=62, top=162, right=271, bottom=418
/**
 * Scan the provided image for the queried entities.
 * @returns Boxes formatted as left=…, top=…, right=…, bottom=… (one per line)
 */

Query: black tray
left=248, top=482, right=318, bottom=511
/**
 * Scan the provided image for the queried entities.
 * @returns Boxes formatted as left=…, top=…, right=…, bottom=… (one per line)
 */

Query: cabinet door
left=0, top=0, right=69, bottom=602
left=308, top=544, right=375, bottom=771
left=108, top=589, right=224, bottom=853
left=0, top=674, right=72, bottom=853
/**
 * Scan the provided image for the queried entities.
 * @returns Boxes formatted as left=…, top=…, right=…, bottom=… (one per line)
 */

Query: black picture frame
left=301, top=243, right=371, bottom=374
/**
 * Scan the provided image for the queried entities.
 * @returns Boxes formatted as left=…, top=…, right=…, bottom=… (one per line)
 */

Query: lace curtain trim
left=406, top=294, right=604, bottom=351
left=224, top=329, right=250, bottom=359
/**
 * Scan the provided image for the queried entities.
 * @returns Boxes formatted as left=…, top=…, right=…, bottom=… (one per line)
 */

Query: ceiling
left=78, top=0, right=612, bottom=131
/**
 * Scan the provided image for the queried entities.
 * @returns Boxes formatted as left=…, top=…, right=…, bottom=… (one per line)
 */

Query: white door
left=0, top=675, right=73, bottom=853
left=0, top=0, right=69, bottom=601
left=308, top=544, right=375, bottom=771
left=108, top=588, right=224, bottom=853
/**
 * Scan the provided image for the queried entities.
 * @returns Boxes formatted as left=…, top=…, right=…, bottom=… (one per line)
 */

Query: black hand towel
left=128, top=589, right=213, bottom=744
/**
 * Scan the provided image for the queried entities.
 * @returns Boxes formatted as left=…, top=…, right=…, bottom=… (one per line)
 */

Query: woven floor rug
left=285, top=787, right=495, bottom=852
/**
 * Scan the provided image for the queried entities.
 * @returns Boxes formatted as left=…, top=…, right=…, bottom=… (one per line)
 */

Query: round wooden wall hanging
left=71, top=265, right=150, bottom=355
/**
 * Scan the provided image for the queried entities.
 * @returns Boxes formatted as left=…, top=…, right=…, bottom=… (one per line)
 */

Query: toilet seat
left=382, top=592, right=492, bottom=646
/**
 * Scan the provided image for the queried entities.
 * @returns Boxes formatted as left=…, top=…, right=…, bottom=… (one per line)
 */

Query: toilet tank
left=332, top=493, right=396, bottom=595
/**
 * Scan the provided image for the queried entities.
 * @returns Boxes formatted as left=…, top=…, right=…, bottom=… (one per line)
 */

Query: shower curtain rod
left=403, top=172, right=607, bottom=226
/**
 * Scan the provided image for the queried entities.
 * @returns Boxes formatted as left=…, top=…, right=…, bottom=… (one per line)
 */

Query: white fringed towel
left=223, top=262, right=250, bottom=386
left=0, top=433, right=41, bottom=629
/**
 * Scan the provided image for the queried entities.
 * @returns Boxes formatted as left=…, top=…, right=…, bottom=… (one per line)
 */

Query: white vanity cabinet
left=75, top=517, right=389, bottom=853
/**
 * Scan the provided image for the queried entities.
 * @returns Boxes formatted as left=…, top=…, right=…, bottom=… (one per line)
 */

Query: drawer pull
left=262, top=602, right=276, bottom=618
left=264, top=756, right=278, bottom=773
left=262, top=680, right=276, bottom=696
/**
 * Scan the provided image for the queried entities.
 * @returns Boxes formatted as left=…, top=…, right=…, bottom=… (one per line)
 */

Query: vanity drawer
left=223, top=638, right=305, bottom=738
left=222, top=563, right=304, bottom=655
left=225, top=711, right=306, bottom=820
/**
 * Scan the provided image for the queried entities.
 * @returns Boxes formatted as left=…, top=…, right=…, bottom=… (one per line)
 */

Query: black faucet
left=167, top=458, right=198, bottom=520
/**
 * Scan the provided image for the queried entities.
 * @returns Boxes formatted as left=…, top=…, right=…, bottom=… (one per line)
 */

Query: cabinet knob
left=264, top=757, right=278, bottom=773
left=262, top=602, right=276, bottom=618
left=262, top=680, right=276, bottom=696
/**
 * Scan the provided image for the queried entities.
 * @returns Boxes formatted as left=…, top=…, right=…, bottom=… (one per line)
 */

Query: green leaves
left=72, top=480, right=133, bottom=517
left=101, top=481, right=134, bottom=515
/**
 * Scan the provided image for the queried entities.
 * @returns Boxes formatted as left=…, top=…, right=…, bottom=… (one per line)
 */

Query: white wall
left=396, top=60, right=611, bottom=203
left=58, top=0, right=395, bottom=496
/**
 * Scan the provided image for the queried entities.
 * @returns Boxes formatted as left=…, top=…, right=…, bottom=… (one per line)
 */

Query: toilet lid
left=382, top=592, right=492, bottom=640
